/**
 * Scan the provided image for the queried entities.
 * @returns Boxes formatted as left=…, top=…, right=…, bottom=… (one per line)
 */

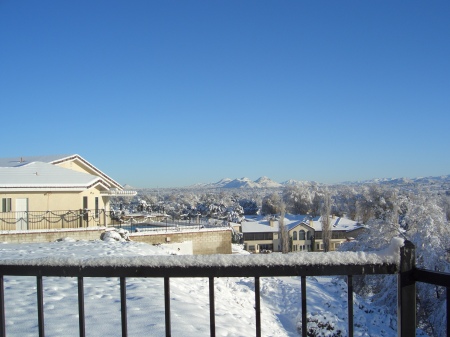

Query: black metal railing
left=0, top=241, right=449, bottom=337
left=0, top=209, right=228, bottom=232
left=0, top=209, right=119, bottom=231
left=413, top=267, right=450, bottom=337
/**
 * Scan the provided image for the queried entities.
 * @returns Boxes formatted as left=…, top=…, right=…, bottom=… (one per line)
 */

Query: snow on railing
left=0, top=237, right=404, bottom=269
left=1, top=238, right=438, bottom=337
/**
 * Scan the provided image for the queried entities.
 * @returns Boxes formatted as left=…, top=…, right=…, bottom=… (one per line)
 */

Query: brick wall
left=0, top=228, right=106, bottom=243
left=0, top=228, right=232, bottom=255
left=130, top=228, right=232, bottom=255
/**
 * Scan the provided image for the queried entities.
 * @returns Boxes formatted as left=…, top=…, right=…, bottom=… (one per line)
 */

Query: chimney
left=309, top=219, right=314, bottom=227
left=269, top=219, right=275, bottom=227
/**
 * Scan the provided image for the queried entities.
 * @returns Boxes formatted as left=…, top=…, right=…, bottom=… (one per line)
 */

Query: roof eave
left=51, top=155, right=124, bottom=190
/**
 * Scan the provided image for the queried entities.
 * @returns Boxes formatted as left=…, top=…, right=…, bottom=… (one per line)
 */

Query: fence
left=0, top=209, right=112, bottom=231
left=1, top=240, right=449, bottom=337
left=0, top=209, right=226, bottom=232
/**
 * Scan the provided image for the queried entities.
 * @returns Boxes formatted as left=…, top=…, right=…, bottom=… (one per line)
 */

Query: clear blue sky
left=1, top=1, right=449, bottom=188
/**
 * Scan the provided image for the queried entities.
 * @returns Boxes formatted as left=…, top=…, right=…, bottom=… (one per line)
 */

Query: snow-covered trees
left=282, top=185, right=313, bottom=214
left=238, top=199, right=259, bottom=215
left=261, top=193, right=282, bottom=215
left=340, top=188, right=450, bottom=337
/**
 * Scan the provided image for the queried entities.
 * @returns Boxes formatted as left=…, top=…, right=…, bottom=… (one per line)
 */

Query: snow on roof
left=242, top=215, right=364, bottom=234
left=0, top=162, right=108, bottom=191
left=305, top=215, right=363, bottom=232
left=0, top=155, right=72, bottom=167
left=286, top=220, right=309, bottom=231
left=0, top=154, right=125, bottom=191
left=241, top=221, right=279, bottom=233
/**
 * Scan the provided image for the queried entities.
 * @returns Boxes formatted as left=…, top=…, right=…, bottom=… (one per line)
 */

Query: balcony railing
left=0, top=209, right=113, bottom=231
left=1, top=240, right=448, bottom=337
left=0, top=209, right=224, bottom=232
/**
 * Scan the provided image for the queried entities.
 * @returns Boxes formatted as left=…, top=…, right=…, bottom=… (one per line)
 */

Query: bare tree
left=321, top=191, right=332, bottom=252
left=278, top=202, right=290, bottom=253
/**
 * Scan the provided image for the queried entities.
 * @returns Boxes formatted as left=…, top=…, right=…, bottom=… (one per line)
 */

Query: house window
left=255, top=233, right=265, bottom=240
left=306, top=231, right=311, bottom=240
left=95, top=197, right=99, bottom=218
left=2, top=198, right=12, bottom=212
left=243, top=233, right=273, bottom=241
left=299, top=230, right=305, bottom=240
left=293, top=231, right=297, bottom=241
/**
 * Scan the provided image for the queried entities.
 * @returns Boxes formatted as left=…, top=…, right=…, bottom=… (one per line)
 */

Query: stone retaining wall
left=0, top=228, right=232, bottom=255
left=0, top=228, right=106, bottom=244
left=130, top=228, right=232, bottom=255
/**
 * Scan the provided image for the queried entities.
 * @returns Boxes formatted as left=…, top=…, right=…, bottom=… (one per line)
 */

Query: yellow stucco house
left=0, top=154, right=136, bottom=230
left=239, top=215, right=366, bottom=253
left=241, top=219, right=279, bottom=253
left=280, top=215, right=366, bottom=252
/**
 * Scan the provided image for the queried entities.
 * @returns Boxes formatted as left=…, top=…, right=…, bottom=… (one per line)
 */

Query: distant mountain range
left=188, top=176, right=316, bottom=189
left=186, top=174, right=450, bottom=190
left=345, top=174, right=450, bottom=186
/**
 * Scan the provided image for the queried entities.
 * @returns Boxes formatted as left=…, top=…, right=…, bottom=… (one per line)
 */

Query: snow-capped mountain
left=214, top=178, right=233, bottom=187
left=280, top=179, right=318, bottom=187
left=344, top=175, right=450, bottom=186
left=254, top=176, right=282, bottom=188
left=185, top=174, right=450, bottom=190
left=223, top=177, right=258, bottom=188
left=219, top=176, right=284, bottom=188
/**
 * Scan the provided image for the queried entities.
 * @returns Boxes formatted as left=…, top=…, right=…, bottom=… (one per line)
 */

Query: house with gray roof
left=291, top=215, right=366, bottom=252
left=0, top=154, right=136, bottom=230
left=237, top=214, right=365, bottom=253
left=240, top=219, right=279, bottom=253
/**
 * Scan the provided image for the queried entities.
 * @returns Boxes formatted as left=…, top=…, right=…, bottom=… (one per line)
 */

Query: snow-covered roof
left=0, top=154, right=124, bottom=190
left=0, top=155, right=73, bottom=167
left=303, top=215, right=364, bottom=232
left=241, top=214, right=364, bottom=234
left=286, top=220, right=311, bottom=231
left=241, top=221, right=279, bottom=233
left=0, top=162, right=109, bottom=191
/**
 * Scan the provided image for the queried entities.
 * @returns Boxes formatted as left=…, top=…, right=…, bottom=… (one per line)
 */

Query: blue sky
left=1, top=1, right=449, bottom=188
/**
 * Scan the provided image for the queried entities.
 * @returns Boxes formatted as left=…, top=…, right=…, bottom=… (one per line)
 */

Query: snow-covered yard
left=0, top=239, right=427, bottom=336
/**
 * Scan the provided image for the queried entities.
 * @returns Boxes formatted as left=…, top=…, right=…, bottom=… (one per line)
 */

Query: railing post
left=301, top=276, right=307, bottom=337
left=0, top=276, right=5, bottom=337
left=447, top=287, right=450, bottom=337
left=347, top=275, right=353, bottom=337
left=254, top=277, right=261, bottom=337
left=37, top=276, right=45, bottom=337
left=120, top=277, right=127, bottom=337
left=209, top=277, right=216, bottom=337
left=78, top=277, right=85, bottom=337
left=164, top=277, right=171, bottom=337
left=398, top=240, right=416, bottom=337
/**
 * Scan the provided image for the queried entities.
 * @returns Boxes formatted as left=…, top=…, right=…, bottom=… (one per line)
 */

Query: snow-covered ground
left=0, top=239, right=427, bottom=337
